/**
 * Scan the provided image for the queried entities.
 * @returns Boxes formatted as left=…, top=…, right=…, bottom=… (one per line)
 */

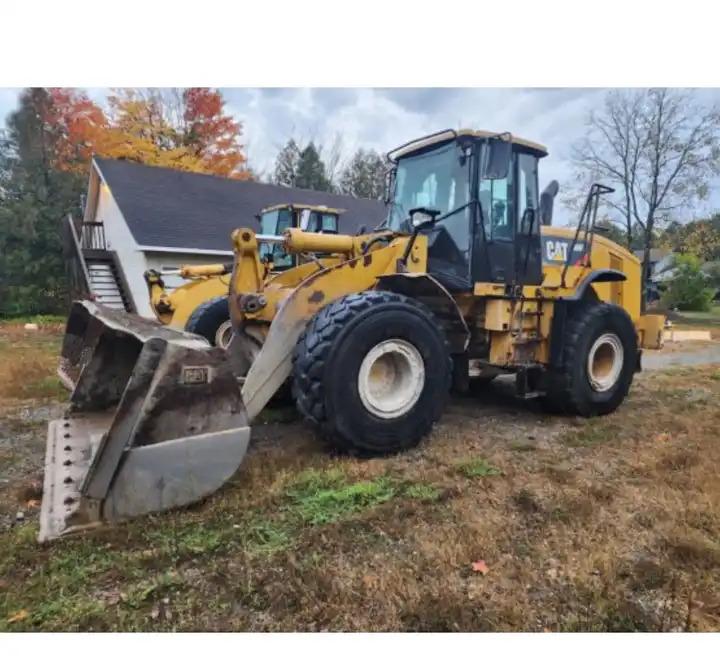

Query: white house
left=65, top=158, right=386, bottom=317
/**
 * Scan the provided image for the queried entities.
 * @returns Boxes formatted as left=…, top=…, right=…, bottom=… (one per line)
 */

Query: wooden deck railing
left=80, top=222, right=107, bottom=250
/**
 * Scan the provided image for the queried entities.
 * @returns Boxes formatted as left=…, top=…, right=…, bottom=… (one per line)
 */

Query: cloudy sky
left=2, top=87, right=720, bottom=225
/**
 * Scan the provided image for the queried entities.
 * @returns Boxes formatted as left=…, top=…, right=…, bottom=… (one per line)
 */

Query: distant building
left=633, top=248, right=673, bottom=273
left=63, top=158, right=386, bottom=317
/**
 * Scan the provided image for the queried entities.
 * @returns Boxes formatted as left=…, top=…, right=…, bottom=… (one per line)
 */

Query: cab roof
left=387, top=128, right=548, bottom=162
left=260, top=203, right=345, bottom=215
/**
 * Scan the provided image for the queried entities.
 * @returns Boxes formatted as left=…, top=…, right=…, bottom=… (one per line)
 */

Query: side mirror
left=540, top=180, right=559, bottom=226
left=409, top=207, right=441, bottom=231
left=482, top=138, right=512, bottom=180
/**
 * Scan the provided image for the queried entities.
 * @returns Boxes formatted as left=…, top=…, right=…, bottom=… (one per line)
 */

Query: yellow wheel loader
left=142, top=203, right=345, bottom=349
left=40, top=129, right=665, bottom=542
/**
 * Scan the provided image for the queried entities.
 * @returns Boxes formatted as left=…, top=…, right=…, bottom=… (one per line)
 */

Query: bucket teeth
left=40, top=417, right=106, bottom=541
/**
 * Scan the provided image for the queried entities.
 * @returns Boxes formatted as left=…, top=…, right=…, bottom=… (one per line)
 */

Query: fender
left=374, top=273, right=470, bottom=353
left=549, top=269, right=627, bottom=367
left=563, top=268, right=627, bottom=301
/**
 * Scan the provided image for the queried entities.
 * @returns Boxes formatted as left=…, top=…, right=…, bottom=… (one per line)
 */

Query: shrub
left=660, top=254, right=714, bottom=311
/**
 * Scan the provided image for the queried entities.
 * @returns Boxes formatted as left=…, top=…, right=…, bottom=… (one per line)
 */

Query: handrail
left=560, top=184, right=615, bottom=288
left=65, top=214, right=92, bottom=297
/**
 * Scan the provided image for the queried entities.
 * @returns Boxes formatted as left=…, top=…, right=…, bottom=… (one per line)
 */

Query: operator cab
left=258, top=203, right=343, bottom=270
left=385, top=129, right=548, bottom=291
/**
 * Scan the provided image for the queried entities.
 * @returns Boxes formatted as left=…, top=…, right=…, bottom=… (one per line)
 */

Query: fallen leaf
left=655, top=432, right=672, bottom=442
left=471, top=560, right=489, bottom=575
left=362, top=574, right=379, bottom=589
left=26, top=499, right=41, bottom=509
left=7, top=609, right=29, bottom=623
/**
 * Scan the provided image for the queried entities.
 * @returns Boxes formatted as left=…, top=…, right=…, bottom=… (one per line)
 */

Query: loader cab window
left=387, top=141, right=472, bottom=290
left=517, top=153, right=539, bottom=235
left=301, top=210, right=338, bottom=233
left=259, top=208, right=293, bottom=269
left=479, top=165, right=514, bottom=242
left=318, top=213, right=338, bottom=233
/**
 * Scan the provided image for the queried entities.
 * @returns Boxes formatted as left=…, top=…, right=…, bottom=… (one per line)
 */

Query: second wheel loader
left=40, top=128, right=665, bottom=542
left=141, top=203, right=345, bottom=349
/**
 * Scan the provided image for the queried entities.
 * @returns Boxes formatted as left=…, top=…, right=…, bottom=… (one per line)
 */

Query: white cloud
left=3, top=87, right=720, bottom=224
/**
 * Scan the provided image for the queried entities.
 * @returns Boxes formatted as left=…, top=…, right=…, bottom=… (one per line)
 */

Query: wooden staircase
left=62, top=215, right=135, bottom=313
left=85, top=257, right=131, bottom=310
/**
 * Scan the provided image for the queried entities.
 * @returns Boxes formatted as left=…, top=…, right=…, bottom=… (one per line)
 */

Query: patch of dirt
left=0, top=401, right=65, bottom=530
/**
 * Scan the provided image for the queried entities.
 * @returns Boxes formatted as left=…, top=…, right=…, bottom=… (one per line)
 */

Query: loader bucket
left=39, top=301, right=251, bottom=542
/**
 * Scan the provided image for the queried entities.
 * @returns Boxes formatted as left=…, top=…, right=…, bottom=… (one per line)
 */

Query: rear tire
left=185, top=296, right=231, bottom=347
left=543, top=302, right=637, bottom=416
left=292, top=291, right=452, bottom=454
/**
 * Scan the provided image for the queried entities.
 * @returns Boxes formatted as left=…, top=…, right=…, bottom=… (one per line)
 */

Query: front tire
left=544, top=302, right=637, bottom=416
left=292, top=291, right=452, bottom=454
left=185, top=296, right=231, bottom=347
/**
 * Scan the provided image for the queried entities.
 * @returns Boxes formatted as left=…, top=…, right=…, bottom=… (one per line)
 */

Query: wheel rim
left=357, top=339, right=425, bottom=419
left=214, top=320, right=234, bottom=349
left=587, top=333, right=624, bottom=392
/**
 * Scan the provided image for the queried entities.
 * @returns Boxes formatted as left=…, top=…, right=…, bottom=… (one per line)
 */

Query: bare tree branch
left=568, top=88, right=720, bottom=310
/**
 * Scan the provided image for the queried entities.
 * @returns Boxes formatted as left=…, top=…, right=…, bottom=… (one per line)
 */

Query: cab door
left=474, top=155, right=516, bottom=284
left=472, top=149, right=543, bottom=286
left=514, top=152, right=543, bottom=286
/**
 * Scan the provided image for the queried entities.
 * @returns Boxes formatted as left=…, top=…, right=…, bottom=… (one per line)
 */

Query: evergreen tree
left=295, top=142, right=331, bottom=191
left=339, top=149, right=386, bottom=199
left=0, top=89, right=84, bottom=316
left=273, top=138, right=302, bottom=186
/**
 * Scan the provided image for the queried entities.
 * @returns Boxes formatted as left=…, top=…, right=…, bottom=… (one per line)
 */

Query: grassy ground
left=670, top=304, right=720, bottom=339
left=1, top=323, right=720, bottom=631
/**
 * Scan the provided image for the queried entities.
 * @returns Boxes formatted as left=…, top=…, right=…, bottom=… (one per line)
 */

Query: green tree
left=703, top=260, right=720, bottom=295
left=660, top=254, right=714, bottom=311
left=0, top=89, right=85, bottom=316
left=595, top=218, right=627, bottom=246
left=295, top=142, right=331, bottom=191
left=273, top=138, right=302, bottom=186
left=339, top=149, right=386, bottom=199
left=660, top=215, right=720, bottom=262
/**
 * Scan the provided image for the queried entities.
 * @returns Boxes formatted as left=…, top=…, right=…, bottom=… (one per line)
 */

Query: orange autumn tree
left=44, top=88, right=110, bottom=173
left=101, top=88, right=253, bottom=179
left=183, top=88, right=249, bottom=177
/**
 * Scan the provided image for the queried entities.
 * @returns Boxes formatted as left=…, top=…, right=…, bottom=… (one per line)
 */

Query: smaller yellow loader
left=143, top=203, right=344, bottom=348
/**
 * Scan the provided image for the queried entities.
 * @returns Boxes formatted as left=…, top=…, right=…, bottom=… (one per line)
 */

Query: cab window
left=479, top=166, right=514, bottom=242
left=517, top=153, right=539, bottom=235
left=306, top=211, right=338, bottom=233
left=259, top=208, right=293, bottom=268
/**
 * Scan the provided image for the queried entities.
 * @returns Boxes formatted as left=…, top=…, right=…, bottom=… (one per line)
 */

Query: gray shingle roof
left=94, top=158, right=387, bottom=252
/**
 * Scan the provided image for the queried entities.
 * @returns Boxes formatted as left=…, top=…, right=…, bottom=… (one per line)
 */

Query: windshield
left=386, top=140, right=473, bottom=290
left=386, top=141, right=470, bottom=231
left=259, top=208, right=293, bottom=268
